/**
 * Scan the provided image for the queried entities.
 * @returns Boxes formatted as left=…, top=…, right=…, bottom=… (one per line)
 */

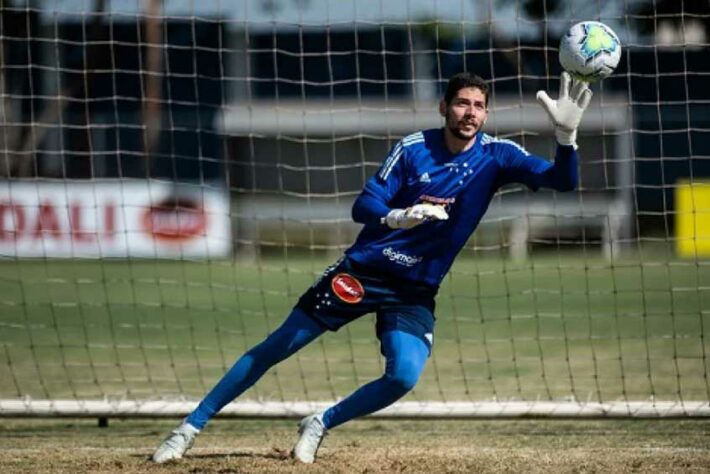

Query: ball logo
left=331, top=273, right=364, bottom=304
left=142, top=197, right=207, bottom=242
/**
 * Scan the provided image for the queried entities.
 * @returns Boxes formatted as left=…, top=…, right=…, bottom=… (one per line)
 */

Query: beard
left=447, top=122, right=478, bottom=141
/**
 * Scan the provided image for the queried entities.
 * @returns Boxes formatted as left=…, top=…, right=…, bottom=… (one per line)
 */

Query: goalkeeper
left=153, top=71, right=592, bottom=464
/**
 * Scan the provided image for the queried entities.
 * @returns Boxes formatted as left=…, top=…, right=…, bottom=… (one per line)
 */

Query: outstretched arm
left=498, top=143, right=578, bottom=192
left=498, top=72, right=591, bottom=192
left=537, top=144, right=578, bottom=192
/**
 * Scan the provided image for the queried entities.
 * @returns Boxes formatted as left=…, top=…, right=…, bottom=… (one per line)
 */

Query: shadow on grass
left=134, top=447, right=292, bottom=463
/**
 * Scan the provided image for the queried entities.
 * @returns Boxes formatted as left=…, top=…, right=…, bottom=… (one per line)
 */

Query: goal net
left=1, top=0, right=708, bottom=418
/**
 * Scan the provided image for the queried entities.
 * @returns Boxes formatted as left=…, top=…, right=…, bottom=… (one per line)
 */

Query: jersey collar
left=439, top=128, right=483, bottom=160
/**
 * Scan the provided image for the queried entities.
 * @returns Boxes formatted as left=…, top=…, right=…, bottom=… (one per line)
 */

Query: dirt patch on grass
left=2, top=418, right=709, bottom=473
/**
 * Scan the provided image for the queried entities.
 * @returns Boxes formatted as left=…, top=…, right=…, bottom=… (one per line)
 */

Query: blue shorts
left=296, top=257, right=437, bottom=353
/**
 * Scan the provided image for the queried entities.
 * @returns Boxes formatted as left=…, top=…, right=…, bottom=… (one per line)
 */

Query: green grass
left=0, top=251, right=709, bottom=404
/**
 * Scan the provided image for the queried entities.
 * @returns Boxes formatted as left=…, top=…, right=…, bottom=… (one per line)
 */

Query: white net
left=0, top=0, right=708, bottom=417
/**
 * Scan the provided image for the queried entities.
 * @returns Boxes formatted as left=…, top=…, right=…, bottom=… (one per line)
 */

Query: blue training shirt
left=345, top=128, right=579, bottom=287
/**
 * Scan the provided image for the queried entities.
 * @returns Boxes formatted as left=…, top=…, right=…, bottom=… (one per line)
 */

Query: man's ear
left=439, top=100, right=447, bottom=117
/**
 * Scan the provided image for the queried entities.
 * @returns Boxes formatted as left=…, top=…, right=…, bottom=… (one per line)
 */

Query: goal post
left=1, top=1, right=709, bottom=419
left=2, top=400, right=709, bottom=418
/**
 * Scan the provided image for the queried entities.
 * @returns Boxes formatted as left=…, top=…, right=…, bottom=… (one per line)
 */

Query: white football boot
left=152, top=421, right=200, bottom=463
left=291, top=413, right=328, bottom=463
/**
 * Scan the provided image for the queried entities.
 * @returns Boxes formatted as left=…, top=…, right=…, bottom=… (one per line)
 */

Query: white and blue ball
left=559, top=21, right=621, bottom=82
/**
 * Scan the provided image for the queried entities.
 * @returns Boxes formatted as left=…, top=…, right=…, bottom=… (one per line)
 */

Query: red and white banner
left=0, top=181, right=231, bottom=258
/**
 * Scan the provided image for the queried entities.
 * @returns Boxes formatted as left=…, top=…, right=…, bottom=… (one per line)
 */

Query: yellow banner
left=676, top=181, right=710, bottom=257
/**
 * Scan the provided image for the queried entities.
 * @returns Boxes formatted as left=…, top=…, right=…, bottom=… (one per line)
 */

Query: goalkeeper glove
left=383, top=203, right=449, bottom=229
left=536, top=71, right=593, bottom=148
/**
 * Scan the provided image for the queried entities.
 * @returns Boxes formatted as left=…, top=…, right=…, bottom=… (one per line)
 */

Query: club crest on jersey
left=331, top=273, right=365, bottom=304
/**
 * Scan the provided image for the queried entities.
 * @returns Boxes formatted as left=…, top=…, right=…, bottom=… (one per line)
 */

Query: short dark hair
left=444, top=72, right=489, bottom=106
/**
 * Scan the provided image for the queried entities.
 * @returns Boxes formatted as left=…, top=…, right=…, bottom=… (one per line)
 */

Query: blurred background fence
left=2, top=0, right=709, bottom=254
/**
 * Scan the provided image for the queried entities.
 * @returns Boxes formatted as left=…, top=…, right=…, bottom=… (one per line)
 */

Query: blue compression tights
left=321, top=329, right=429, bottom=429
left=186, top=309, right=429, bottom=431
left=186, top=308, right=324, bottom=429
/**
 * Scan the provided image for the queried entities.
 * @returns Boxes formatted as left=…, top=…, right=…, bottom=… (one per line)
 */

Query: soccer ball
left=559, top=21, right=621, bottom=82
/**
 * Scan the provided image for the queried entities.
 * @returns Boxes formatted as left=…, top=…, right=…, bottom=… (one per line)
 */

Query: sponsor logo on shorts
left=331, top=273, right=364, bottom=304
left=382, top=247, right=423, bottom=267
left=312, top=257, right=344, bottom=288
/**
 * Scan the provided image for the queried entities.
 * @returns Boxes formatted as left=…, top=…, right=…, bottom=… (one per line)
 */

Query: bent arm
left=536, top=143, right=579, bottom=191
left=352, top=178, right=393, bottom=225
left=352, top=140, right=407, bottom=225
left=501, top=143, right=579, bottom=192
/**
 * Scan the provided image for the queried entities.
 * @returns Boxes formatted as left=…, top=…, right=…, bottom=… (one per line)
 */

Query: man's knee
left=385, top=358, right=422, bottom=393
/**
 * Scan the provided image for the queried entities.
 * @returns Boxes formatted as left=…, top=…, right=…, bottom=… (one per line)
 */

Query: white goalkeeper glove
left=383, top=203, right=449, bottom=229
left=536, top=71, right=593, bottom=148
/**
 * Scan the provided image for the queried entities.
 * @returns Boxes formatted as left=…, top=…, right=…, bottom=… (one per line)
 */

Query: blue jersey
left=345, top=128, right=578, bottom=287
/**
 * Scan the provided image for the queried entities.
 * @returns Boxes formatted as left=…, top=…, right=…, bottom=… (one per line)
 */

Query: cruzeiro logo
left=382, top=247, right=423, bottom=267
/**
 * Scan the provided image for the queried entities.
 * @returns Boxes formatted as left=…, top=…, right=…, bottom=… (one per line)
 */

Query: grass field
left=2, top=417, right=710, bottom=473
left=1, top=250, right=709, bottom=404
left=0, top=251, right=709, bottom=472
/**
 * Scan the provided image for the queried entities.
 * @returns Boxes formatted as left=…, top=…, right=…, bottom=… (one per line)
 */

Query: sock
left=179, top=421, right=200, bottom=434
left=186, top=308, right=324, bottom=429
left=322, top=330, right=428, bottom=429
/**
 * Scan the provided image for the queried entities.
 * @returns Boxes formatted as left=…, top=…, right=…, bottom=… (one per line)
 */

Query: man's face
left=440, top=87, right=489, bottom=141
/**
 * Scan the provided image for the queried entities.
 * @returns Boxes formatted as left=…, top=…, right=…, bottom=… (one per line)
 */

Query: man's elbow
left=539, top=174, right=577, bottom=192
left=556, top=179, right=577, bottom=192
left=351, top=197, right=369, bottom=224
left=351, top=200, right=364, bottom=223
left=550, top=168, right=578, bottom=192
